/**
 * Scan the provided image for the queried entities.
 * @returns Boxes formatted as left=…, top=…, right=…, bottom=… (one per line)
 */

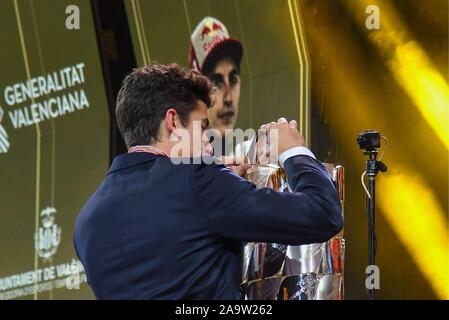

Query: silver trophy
left=237, top=136, right=345, bottom=300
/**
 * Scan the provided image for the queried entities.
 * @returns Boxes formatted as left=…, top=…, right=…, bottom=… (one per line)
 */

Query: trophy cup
left=237, top=135, right=345, bottom=300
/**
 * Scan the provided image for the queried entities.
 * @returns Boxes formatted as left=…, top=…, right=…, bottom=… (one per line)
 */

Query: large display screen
left=0, top=0, right=109, bottom=299
left=124, top=0, right=312, bottom=145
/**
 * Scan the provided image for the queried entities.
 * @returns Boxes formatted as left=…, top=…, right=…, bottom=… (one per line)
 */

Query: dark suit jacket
left=73, top=153, right=343, bottom=299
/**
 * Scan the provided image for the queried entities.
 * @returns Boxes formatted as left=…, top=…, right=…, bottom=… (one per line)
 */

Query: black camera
left=357, top=130, right=381, bottom=151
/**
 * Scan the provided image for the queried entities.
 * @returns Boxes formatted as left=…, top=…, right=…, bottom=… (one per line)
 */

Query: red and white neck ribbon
left=128, top=145, right=169, bottom=157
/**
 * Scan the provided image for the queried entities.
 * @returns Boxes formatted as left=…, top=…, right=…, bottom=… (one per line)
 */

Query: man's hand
left=261, top=117, right=305, bottom=157
left=219, top=156, right=251, bottom=177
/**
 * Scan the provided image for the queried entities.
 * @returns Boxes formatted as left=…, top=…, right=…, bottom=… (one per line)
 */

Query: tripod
left=363, top=149, right=387, bottom=299
left=357, top=130, right=388, bottom=300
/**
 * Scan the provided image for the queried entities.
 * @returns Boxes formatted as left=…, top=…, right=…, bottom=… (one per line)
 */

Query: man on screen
left=73, top=63, right=342, bottom=299
left=189, top=16, right=244, bottom=155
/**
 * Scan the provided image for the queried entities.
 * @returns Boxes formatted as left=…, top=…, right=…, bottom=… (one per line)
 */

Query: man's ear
left=165, top=108, right=177, bottom=133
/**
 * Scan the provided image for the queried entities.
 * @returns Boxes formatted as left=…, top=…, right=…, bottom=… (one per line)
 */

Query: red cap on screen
left=189, top=16, right=243, bottom=73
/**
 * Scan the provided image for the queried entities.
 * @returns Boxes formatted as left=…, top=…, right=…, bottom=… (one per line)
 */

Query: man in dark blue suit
left=73, top=64, right=343, bottom=299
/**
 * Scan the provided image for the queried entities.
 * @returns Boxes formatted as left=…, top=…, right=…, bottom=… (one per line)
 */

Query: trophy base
left=242, top=273, right=344, bottom=300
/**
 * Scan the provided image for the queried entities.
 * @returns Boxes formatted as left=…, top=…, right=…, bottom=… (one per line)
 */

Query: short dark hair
left=203, top=51, right=240, bottom=76
left=116, top=63, right=215, bottom=148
